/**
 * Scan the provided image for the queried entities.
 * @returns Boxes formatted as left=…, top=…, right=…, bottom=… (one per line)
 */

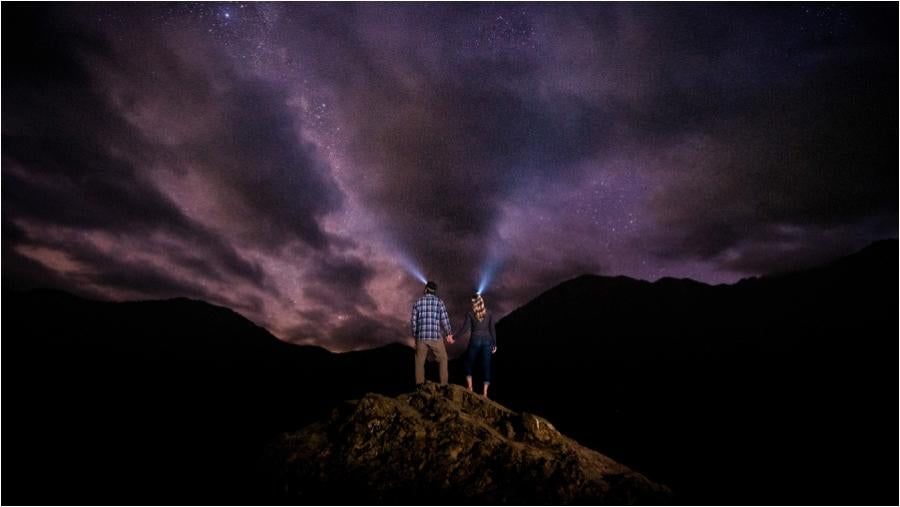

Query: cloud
left=281, top=4, right=625, bottom=307
left=642, top=35, right=898, bottom=270
left=2, top=4, right=352, bottom=332
left=2, top=3, right=895, bottom=351
left=288, top=308, right=408, bottom=352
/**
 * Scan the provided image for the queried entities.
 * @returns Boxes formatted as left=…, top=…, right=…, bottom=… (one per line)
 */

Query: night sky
left=3, top=2, right=897, bottom=351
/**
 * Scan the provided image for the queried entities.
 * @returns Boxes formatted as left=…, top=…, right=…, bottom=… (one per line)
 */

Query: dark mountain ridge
left=490, top=239, right=897, bottom=504
left=2, top=239, right=897, bottom=504
left=2, top=287, right=414, bottom=503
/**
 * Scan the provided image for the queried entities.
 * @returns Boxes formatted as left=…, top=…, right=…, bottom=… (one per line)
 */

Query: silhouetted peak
left=550, top=273, right=648, bottom=293
left=859, top=237, right=897, bottom=251
left=833, top=238, right=897, bottom=266
left=7, top=286, right=89, bottom=302
left=506, top=239, right=896, bottom=321
left=653, top=276, right=710, bottom=288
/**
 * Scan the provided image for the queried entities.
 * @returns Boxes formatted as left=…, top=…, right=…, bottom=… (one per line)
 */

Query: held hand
left=446, top=334, right=454, bottom=344
left=491, top=345, right=497, bottom=354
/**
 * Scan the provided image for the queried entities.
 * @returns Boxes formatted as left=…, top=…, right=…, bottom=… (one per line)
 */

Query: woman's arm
left=489, top=312, right=497, bottom=346
left=453, top=312, right=472, bottom=341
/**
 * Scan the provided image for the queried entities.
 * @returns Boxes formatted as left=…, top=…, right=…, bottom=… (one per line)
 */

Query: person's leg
left=464, top=340, right=479, bottom=392
left=415, top=339, right=427, bottom=385
left=482, top=341, right=492, bottom=398
left=432, top=339, right=449, bottom=385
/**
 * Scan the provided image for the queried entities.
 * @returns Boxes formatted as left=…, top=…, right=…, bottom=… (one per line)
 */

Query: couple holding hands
left=411, top=280, right=497, bottom=397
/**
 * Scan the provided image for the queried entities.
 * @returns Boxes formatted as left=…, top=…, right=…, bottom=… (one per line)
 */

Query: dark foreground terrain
left=265, top=382, right=671, bottom=504
left=2, top=240, right=897, bottom=504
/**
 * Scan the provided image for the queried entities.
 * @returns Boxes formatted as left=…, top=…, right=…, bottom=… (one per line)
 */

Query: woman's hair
left=471, top=293, right=487, bottom=322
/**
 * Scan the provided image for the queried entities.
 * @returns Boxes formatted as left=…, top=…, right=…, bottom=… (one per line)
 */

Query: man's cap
left=425, top=280, right=438, bottom=293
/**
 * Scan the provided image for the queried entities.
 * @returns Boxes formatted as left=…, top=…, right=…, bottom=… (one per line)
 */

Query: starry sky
left=3, top=2, right=897, bottom=351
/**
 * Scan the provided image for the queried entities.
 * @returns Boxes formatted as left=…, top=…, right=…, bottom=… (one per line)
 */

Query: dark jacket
left=453, top=311, right=496, bottom=347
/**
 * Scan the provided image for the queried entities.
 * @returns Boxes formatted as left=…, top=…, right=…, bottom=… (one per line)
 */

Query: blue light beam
left=477, top=257, right=502, bottom=294
left=398, top=254, right=427, bottom=284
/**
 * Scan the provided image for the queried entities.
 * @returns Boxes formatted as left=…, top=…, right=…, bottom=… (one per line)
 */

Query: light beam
left=477, top=256, right=502, bottom=294
left=397, top=253, right=427, bottom=284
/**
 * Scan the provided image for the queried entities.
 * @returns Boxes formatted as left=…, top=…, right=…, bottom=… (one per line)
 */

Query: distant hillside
left=2, top=287, right=414, bottom=504
left=491, top=239, right=898, bottom=504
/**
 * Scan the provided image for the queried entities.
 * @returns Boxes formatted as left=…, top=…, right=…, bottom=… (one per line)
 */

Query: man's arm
left=440, top=302, right=453, bottom=342
left=410, top=302, right=418, bottom=339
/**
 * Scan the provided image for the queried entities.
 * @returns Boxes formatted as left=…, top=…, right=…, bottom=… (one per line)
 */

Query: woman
left=453, top=293, right=497, bottom=398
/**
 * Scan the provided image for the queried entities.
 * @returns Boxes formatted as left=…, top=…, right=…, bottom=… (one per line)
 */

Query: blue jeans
left=465, top=339, right=493, bottom=385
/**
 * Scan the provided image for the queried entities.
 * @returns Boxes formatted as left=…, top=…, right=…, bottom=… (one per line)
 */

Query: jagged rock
left=265, top=382, right=671, bottom=504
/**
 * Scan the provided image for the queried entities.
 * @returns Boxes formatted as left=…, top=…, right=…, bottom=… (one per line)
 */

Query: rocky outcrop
left=265, top=382, right=671, bottom=504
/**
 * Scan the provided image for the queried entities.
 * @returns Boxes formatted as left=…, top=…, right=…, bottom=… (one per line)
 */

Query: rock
left=264, top=382, right=671, bottom=504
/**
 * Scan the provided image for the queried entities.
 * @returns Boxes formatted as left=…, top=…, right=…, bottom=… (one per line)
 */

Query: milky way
left=3, top=2, right=896, bottom=351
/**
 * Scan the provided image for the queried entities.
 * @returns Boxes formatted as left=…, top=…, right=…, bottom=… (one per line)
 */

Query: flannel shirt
left=411, top=293, right=452, bottom=341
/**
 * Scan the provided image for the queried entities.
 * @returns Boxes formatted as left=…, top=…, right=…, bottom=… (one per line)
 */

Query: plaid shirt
left=411, top=293, right=452, bottom=341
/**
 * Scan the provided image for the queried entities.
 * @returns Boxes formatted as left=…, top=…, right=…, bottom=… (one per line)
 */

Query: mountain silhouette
left=489, top=239, right=898, bottom=504
left=2, top=288, right=415, bottom=503
left=2, top=239, right=896, bottom=504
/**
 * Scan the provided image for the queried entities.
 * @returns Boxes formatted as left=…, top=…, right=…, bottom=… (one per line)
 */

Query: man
left=411, top=280, right=454, bottom=385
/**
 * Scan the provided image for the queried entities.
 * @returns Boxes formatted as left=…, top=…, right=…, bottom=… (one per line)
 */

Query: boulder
left=265, top=382, right=671, bottom=504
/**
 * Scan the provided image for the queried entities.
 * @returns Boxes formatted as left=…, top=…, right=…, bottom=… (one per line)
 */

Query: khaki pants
left=415, top=339, right=448, bottom=385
